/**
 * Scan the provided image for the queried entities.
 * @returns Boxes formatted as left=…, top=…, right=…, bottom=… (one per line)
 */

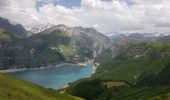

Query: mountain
left=0, top=21, right=110, bottom=69
left=29, top=24, right=111, bottom=60
left=0, top=17, right=27, bottom=38
left=104, top=31, right=170, bottom=57
left=0, top=28, right=32, bottom=69
left=107, top=31, right=170, bottom=42
left=66, top=40, right=170, bottom=100
left=67, top=79, right=170, bottom=100
left=106, top=31, right=130, bottom=39
left=0, top=73, right=83, bottom=100
left=0, top=27, right=71, bottom=69
left=26, top=23, right=53, bottom=34
left=94, top=41, right=170, bottom=85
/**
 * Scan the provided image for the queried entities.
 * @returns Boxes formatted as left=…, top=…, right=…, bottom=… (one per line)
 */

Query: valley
left=1, top=17, right=170, bottom=100
left=1, top=0, right=170, bottom=100
left=66, top=40, right=170, bottom=100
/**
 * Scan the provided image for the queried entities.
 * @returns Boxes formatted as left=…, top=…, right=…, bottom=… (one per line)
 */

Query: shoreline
left=92, top=62, right=99, bottom=74
left=59, top=62, right=98, bottom=92
left=1, top=61, right=99, bottom=92
left=0, top=62, right=88, bottom=73
left=92, top=63, right=98, bottom=74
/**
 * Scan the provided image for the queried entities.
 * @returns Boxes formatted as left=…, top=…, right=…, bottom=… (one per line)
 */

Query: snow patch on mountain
left=26, top=23, right=53, bottom=33
left=106, top=32, right=170, bottom=38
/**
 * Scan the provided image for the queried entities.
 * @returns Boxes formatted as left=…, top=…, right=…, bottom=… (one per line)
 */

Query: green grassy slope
left=67, top=79, right=170, bottom=100
left=66, top=41, right=170, bottom=100
left=94, top=41, right=170, bottom=85
left=95, top=86, right=170, bottom=100
left=0, top=28, right=12, bottom=40
left=0, top=73, right=83, bottom=100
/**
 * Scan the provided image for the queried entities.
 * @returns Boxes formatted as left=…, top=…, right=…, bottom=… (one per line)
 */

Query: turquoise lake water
left=8, top=64, right=93, bottom=89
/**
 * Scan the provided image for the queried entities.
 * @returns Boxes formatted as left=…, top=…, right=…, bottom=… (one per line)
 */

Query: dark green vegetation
left=95, top=86, right=170, bottom=100
left=67, top=79, right=170, bottom=100
left=95, top=41, right=170, bottom=86
left=0, top=73, right=83, bottom=100
left=67, top=79, right=107, bottom=100
left=67, top=79, right=130, bottom=100
left=66, top=41, right=170, bottom=100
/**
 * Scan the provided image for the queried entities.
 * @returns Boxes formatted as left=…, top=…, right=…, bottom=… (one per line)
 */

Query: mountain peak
left=26, top=23, right=54, bottom=33
left=105, top=31, right=130, bottom=37
left=0, top=17, right=27, bottom=38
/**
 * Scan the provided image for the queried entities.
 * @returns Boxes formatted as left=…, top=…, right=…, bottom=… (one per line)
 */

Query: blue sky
left=36, top=0, right=134, bottom=10
left=36, top=0, right=116, bottom=10
left=36, top=0, right=82, bottom=10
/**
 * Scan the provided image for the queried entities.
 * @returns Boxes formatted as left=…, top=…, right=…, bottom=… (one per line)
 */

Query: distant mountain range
left=106, top=31, right=170, bottom=41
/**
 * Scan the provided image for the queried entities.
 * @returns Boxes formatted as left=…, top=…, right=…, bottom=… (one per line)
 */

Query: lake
left=8, top=64, right=93, bottom=89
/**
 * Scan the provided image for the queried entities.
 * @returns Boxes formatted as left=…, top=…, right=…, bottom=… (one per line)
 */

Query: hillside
left=95, top=86, right=170, bottom=100
left=0, top=17, right=27, bottom=38
left=0, top=28, right=32, bottom=69
left=67, top=79, right=170, bottom=100
left=94, top=41, right=170, bottom=85
left=0, top=73, right=83, bottom=100
left=65, top=40, right=170, bottom=100
left=29, top=25, right=110, bottom=60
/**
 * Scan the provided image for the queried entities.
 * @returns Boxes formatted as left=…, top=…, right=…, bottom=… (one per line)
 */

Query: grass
left=94, top=41, right=170, bottom=85
left=67, top=79, right=170, bottom=100
left=146, top=41, right=170, bottom=52
left=0, top=73, right=83, bottom=100
left=95, top=86, right=170, bottom=100
left=65, top=41, right=170, bottom=100
left=0, top=28, right=13, bottom=41
left=58, top=45, right=76, bottom=59
left=94, top=56, right=152, bottom=84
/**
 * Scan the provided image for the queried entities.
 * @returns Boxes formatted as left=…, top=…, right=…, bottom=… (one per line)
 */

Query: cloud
left=0, top=0, right=170, bottom=33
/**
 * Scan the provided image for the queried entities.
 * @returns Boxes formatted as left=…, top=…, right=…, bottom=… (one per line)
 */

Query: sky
left=0, top=0, right=170, bottom=33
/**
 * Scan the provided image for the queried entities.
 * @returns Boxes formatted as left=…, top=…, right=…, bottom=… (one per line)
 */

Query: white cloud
left=0, top=0, right=170, bottom=33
